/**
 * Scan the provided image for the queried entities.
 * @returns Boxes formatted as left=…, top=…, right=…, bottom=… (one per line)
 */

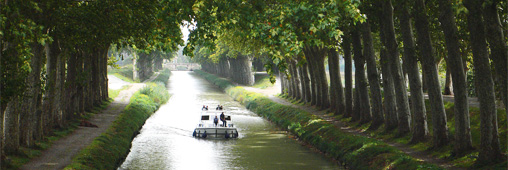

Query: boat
left=193, top=109, right=239, bottom=139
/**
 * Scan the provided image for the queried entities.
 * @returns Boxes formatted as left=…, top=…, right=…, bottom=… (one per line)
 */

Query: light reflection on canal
left=119, top=71, right=341, bottom=170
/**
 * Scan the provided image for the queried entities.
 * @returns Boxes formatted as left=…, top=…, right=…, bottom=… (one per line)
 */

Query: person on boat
left=213, top=116, right=219, bottom=127
left=220, top=112, right=226, bottom=127
left=219, top=105, right=223, bottom=110
left=205, top=106, right=208, bottom=110
left=202, top=105, right=206, bottom=110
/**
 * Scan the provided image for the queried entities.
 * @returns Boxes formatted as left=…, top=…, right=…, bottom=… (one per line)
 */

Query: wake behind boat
left=193, top=106, right=238, bottom=139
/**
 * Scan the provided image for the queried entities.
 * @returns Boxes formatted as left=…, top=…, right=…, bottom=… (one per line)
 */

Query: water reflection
left=119, top=71, right=341, bottom=170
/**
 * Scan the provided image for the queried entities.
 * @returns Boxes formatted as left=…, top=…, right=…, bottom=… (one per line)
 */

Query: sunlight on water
left=118, top=71, right=342, bottom=170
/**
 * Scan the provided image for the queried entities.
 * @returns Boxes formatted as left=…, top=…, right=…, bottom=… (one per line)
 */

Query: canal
left=119, top=71, right=341, bottom=170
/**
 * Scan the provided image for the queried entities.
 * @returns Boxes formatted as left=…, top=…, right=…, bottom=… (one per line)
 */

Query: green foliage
left=65, top=83, right=170, bottom=170
left=195, top=69, right=442, bottom=170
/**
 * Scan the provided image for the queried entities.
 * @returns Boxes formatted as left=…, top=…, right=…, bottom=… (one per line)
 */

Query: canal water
left=118, top=71, right=341, bottom=170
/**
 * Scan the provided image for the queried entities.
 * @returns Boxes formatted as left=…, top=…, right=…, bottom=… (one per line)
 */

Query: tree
left=360, top=13, right=384, bottom=128
left=463, top=0, right=503, bottom=164
left=396, top=1, right=428, bottom=143
left=381, top=0, right=411, bottom=135
left=414, top=0, right=449, bottom=147
left=437, top=0, right=473, bottom=154
left=351, top=28, right=371, bottom=123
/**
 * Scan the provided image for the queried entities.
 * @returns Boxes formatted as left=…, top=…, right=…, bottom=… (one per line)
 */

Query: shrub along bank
left=64, top=82, right=170, bottom=170
left=194, top=70, right=442, bottom=170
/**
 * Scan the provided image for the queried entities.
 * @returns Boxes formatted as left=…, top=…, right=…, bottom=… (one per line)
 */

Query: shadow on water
left=118, top=71, right=342, bottom=170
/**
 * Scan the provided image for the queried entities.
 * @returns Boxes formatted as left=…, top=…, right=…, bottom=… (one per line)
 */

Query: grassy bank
left=194, top=70, right=441, bottom=170
left=64, top=82, right=170, bottom=170
left=336, top=100, right=507, bottom=169
left=153, top=68, right=171, bottom=86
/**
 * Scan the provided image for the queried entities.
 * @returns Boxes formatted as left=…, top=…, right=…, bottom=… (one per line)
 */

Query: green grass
left=4, top=100, right=112, bottom=170
left=252, top=73, right=275, bottom=89
left=108, top=64, right=134, bottom=80
left=195, top=70, right=442, bottom=170
left=109, top=85, right=130, bottom=99
left=153, top=68, right=171, bottom=86
left=65, top=82, right=170, bottom=170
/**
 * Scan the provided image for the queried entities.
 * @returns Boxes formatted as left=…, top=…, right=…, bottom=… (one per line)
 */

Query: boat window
left=201, top=115, right=209, bottom=120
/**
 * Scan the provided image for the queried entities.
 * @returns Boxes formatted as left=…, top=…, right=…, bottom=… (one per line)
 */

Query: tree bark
left=301, top=61, right=311, bottom=103
left=379, top=20, right=398, bottom=131
left=397, top=2, right=429, bottom=143
left=313, top=47, right=330, bottom=109
left=328, top=48, right=345, bottom=115
left=343, top=35, right=353, bottom=118
left=484, top=0, right=507, bottom=109
left=20, top=43, right=44, bottom=147
left=305, top=48, right=318, bottom=106
left=382, top=0, right=411, bottom=135
left=291, top=59, right=301, bottom=100
left=464, top=0, right=503, bottom=163
left=361, top=21, right=384, bottom=128
left=351, top=28, right=371, bottom=123
left=230, top=55, right=254, bottom=85
left=438, top=0, right=473, bottom=154
left=414, top=0, right=449, bottom=147
left=287, top=59, right=295, bottom=98
left=328, top=50, right=338, bottom=112
left=443, top=66, right=453, bottom=95
left=102, top=47, right=109, bottom=100
left=3, top=97, right=20, bottom=154
left=65, top=52, right=79, bottom=122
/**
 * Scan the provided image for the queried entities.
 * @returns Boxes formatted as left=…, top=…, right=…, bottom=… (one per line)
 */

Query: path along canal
left=119, top=71, right=341, bottom=170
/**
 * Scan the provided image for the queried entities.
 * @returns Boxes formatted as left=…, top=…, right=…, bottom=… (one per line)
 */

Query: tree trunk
left=301, top=61, right=311, bottom=103
left=287, top=60, right=295, bottom=98
left=379, top=20, right=398, bottom=131
left=464, top=0, right=503, bottom=163
left=291, top=59, right=301, bottom=100
left=328, top=48, right=345, bottom=115
left=438, top=0, right=473, bottom=154
left=280, top=71, right=286, bottom=95
left=414, top=0, right=449, bottom=147
left=361, top=21, right=384, bottom=128
left=313, top=47, right=330, bottom=109
left=352, top=28, right=371, bottom=123
left=305, top=48, right=318, bottom=106
left=4, top=97, right=20, bottom=154
left=382, top=0, right=411, bottom=135
left=65, top=52, right=79, bottom=122
left=484, top=0, right=507, bottom=110
left=443, top=66, right=453, bottom=95
left=101, top=48, right=109, bottom=100
left=230, top=55, right=254, bottom=85
left=328, top=50, right=338, bottom=112
left=132, top=53, right=138, bottom=81
left=343, top=35, right=353, bottom=118
left=20, top=43, right=44, bottom=147
left=398, top=2, right=429, bottom=143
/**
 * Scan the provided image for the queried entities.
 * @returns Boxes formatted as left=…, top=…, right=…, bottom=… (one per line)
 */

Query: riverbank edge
left=64, top=71, right=171, bottom=170
left=194, top=70, right=442, bottom=170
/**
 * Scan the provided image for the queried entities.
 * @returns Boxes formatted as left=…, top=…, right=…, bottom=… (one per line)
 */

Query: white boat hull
left=193, top=127, right=238, bottom=139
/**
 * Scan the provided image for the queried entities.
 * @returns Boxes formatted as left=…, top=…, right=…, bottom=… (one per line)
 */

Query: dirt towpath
left=20, top=74, right=158, bottom=170
left=242, top=81, right=464, bottom=170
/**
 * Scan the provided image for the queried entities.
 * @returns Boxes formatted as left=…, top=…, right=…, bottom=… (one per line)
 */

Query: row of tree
left=0, top=0, right=189, bottom=165
left=184, top=0, right=506, bottom=165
